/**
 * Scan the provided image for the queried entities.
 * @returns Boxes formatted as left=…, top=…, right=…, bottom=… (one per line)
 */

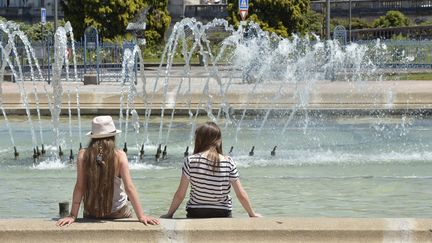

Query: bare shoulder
left=115, top=149, right=128, bottom=163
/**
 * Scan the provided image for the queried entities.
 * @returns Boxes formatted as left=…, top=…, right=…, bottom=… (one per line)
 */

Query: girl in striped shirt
left=161, top=122, right=260, bottom=218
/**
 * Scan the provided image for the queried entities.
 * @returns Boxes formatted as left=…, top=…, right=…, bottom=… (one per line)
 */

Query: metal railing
left=351, top=25, right=432, bottom=41
left=2, top=39, right=432, bottom=84
left=1, top=40, right=131, bottom=83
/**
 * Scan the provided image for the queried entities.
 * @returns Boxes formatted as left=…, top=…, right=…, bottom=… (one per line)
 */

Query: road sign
left=41, top=8, right=46, bottom=25
left=240, top=10, right=248, bottom=21
left=239, top=0, right=249, bottom=10
left=239, top=0, right=249, bottom=20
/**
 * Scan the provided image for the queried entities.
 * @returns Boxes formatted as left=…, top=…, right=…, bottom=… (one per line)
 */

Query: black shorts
left=186, top=208, right=232, bottom=218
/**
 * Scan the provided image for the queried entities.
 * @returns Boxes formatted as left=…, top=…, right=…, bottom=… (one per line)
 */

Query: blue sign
left=239, top=0, right=249, bottom=10
left=41, top=8, right=46, bottom=25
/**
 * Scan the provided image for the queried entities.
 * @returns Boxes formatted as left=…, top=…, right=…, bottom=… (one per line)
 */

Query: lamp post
left=182, top=0, right=185, bottom=18
left=54, top=0, right=58, bottom=31
left=349, top=0, right=352, bottom=42
left=326, top=0, right=331, bottom=40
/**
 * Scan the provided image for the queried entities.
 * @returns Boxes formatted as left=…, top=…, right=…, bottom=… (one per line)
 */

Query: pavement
left=2, top=77, right=432, bottom=115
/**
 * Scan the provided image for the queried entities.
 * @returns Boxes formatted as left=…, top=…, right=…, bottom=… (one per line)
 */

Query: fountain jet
left=36, top=146, right=41, bottom=157
left=13, top=146, right=19, bottom=159
left=184, top=146, right=189, bottom=157
left=155, top=144, right=162, bottom=162
left=59, top=146, right=64, bottom=158
left=33, top=148, right=38, bottom=160
left=139, top=144, right=145, bottom=159
left=162, top=145, right=167, bottom=160
left=123, top=142, right=128, bottom=154
left=41, top=144, right=46, bottom=155
left=69, top=149, right=74, bottom=162
left=249, top=146, right=255, bottom=156
left=271, top=146, right=277, bottom=156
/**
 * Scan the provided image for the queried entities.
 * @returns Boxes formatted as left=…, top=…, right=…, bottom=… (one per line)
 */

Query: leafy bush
left=373, top=11, right=409, bottom=28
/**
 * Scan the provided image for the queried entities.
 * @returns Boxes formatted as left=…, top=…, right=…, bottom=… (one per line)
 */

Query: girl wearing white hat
left=57, top=116, right=159, bottom=226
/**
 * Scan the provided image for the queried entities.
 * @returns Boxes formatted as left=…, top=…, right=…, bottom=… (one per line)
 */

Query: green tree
left=373, top=11, right=409, bottom=28
left=61, top=0, right=85, bottom=39
left=331, top=18, right=371, bottom=31
left=0, top=19, right=64, bottom=42
left=62, top=0, right=145, bottom=39
left=305, top=10, right=324, bottom=35
left=351, top=18, right=372, bottom=29
left=227, top=0, right=310, bottom=37
left=144, top=0, right=171, bottom=47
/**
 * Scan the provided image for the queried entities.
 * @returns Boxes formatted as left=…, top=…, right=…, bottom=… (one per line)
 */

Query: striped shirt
left=182, top=153, right=239, bottom=211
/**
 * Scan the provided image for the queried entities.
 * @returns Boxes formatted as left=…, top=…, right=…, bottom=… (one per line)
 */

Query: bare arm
left=56, top=149, right=86, bottom=226
left=231, top=179, right=260, bottom=217
left=161, top=174, right=189, bottom=218
left=118, top=150, right=159, bottom=225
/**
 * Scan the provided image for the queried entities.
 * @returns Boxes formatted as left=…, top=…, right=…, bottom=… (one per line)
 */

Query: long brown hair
left=193, top=122, right=223, bottom=171
left=83, top=136, right=116, bottom=218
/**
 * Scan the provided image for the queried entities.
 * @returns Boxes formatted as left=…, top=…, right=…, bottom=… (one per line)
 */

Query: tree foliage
left=373, top=11, right=409, bottom=28
left=227, top=0, right=310, bottom=37
left=62, top=0, right=144, bottom=40
left=304, top=10, right=324, bottom=35
left=143, top=0, right=171, bottom=47
left=331, top=18, right=371, bottom=31
left=20, top=21, right=65, bottom=41
left=0, top=20, right=65, bottom=42
left=61, top=0, right=170, bottom=43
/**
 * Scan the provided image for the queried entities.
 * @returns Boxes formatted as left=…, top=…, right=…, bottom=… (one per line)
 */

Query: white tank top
left=111, top=176, right=128, bottom=212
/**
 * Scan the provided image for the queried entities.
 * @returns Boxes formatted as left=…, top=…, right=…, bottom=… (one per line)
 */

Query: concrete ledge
left=0, top=218, right=431, bottom=242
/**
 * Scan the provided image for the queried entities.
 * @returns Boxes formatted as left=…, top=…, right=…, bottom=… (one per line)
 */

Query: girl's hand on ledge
left=250, top=213, right=262, bottom=218
left=56, top=216, right=75, bottom=227
left=160, top=214, right=173, bottom=219
left=139, top=215, right=160, bottom=225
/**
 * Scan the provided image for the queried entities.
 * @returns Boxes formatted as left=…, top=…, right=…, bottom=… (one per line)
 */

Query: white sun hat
left=86, top=116, right=121, bottom=138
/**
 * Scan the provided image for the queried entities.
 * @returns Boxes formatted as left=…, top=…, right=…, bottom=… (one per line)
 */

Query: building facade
left=1, top=0, right=228, bottom=24
left=0, top=0, right=62, bottom=22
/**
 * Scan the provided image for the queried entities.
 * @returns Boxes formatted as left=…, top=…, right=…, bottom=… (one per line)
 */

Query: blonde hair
left=83, top=136, right=116, bottom=218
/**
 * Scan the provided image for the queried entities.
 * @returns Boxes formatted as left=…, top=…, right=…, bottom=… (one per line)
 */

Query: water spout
left=33, top=148, right=38, bottom=160
left=139, top=144, right=145, bottom=159
left=58, top=145, right=64, bottom=158
left=229, top=146, right=234, bottom=156
left=69, top=149, right=74, bottom=162
left=36, top=146, right=41, bottom=157
left=271, top=146, right=277, bottom=156
left=13, top=146, right=19, bottom=159
left=249, top=146, right=255, bottom=156
left=123, top=142, right=128, bottom=154
left=155, top=144, right=162, bottom=161
left=41, top=144, right=46, bottom=155
left=184, top=146, right=189, bottom=157
left=162, top=145, right=167, bottom=160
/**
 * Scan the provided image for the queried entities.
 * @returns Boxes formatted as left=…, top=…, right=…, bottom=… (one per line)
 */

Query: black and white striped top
left=182, top=153, right=239, bottom=211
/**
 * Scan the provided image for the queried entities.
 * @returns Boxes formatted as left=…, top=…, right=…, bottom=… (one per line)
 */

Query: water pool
left=1, top=115, right=431, bottom=219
